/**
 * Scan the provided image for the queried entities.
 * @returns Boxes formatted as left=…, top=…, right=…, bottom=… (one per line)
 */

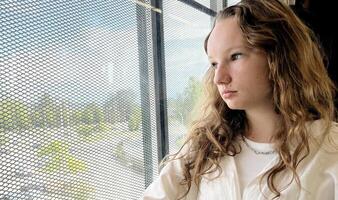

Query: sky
left=0, top=0, right=214, bottom=107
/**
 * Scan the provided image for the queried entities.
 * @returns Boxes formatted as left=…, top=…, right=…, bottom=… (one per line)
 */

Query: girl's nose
left=213, top=66, right=231, bottom=85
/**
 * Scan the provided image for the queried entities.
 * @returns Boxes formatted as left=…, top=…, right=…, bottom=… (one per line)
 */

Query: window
left=228, top=0, right=241, bottom=6
left=163, top=1, right=212, bottom=153
left=0, top=0, right=223, bottom=199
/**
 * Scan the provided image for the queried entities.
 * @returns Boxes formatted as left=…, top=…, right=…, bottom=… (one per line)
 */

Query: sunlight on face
left=207, top=17, right=272, bottom=111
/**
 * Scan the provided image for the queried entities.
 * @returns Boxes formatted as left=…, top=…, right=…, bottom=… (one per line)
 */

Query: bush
left=128, top=107, right=141, bottom=131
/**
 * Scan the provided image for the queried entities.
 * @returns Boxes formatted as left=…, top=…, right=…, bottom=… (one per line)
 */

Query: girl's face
left=207, top=17, right=273, bottom=111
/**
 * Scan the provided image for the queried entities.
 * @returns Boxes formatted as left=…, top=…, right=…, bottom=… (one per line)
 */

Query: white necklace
left=242, top=136, right=277, bottom=155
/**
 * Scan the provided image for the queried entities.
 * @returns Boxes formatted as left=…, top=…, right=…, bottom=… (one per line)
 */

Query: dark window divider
left=223, top=0, right=228, bottom=8
left=136, top=3, right=153, bottom=188
left=150, top=0, right=169, bottom=169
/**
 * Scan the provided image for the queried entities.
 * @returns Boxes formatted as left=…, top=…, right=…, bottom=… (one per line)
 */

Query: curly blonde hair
left=163, top=0, right=336, bottom=199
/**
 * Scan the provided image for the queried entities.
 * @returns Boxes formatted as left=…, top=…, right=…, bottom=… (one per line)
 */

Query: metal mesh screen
left=0, top=0, right=158, bottom=199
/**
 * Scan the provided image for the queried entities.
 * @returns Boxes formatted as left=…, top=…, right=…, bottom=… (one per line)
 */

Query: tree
left=58, top=100, right=73, bottom=128
left=104, top=89, right=136, bottom=123
left=33, top=94, right=61, bottom=128
left=128, top=105, right=141, bottom=131
left=76, top=123, right=110, bottom=142
left=0, top=99, right=31, bottom=130
left=0, top=129, right=9, bottom=146
left=172, top=77, right=202, bottom=125
left=79, top=103, right=104, bottom=125
left=37, top=140, right=87, bottom=173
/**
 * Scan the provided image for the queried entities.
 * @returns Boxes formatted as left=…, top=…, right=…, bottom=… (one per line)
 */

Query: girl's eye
left=210, top=62, right=217, bottom=68
left=231, top=53, right=242, bottom=61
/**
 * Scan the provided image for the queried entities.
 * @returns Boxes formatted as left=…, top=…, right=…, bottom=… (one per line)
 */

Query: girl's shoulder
left=307, top=119, right=338, bottom=137
left=313, top=120, right=338, bottom=154
left=323, top=121, right=338, bottom=151
left=305, top=119, right=338, bottom=153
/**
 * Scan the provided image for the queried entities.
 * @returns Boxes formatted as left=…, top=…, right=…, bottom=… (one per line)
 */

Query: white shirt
left=234, top=136, right=278, bottom=195
left=141, top=120, right=338, bottom=200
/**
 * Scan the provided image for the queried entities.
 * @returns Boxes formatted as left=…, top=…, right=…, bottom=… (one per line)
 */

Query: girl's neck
left=245, top=108, right=281, bottom=143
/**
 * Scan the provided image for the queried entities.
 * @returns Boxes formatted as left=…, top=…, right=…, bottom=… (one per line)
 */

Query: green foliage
left=57, top=101, right=73, bottom=127
left=0, top=99, right=31, bottom=130
left=32, top=94, right=61, bottom=128
left=0, top=129, right=9, bottom=146
left=171, top=77, right=202, bottom=125
left=30, top=94, right=77, bottom=128
left=0, top=89, right=139, bottom=131
left=67, top=155, right=87, bottom=173
left=128, top=106, right=141, bottom=131
left=37, top=140, right=87, bottom=174
left=80, top=103, right=104, bottom=124
left=76, top=123, right=110, bottom=142
left=105, top=89, right=135, bottom=122
left=73, top=110, right=83, bottom=125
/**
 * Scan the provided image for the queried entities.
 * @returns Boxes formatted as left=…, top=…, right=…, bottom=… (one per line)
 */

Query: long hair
left=163, top=0, right=336, bottom=199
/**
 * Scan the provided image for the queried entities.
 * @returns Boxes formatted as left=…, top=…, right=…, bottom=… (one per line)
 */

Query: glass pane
left=227, top=0, right=241, bottom=6
left=0, top=0, right=157, bottom=199
left=163, top=0, right=217, bottom=153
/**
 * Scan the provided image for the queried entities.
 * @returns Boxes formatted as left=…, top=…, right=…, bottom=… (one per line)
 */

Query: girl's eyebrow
left=208, top=45, right=247, bottom=60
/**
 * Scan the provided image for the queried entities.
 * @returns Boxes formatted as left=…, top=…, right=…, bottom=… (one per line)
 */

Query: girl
left=142, top=0, right=338, bottom=199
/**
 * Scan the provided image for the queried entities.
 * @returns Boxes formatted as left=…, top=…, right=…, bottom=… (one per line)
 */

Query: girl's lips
left=221, top=91, right=237, bottom=98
